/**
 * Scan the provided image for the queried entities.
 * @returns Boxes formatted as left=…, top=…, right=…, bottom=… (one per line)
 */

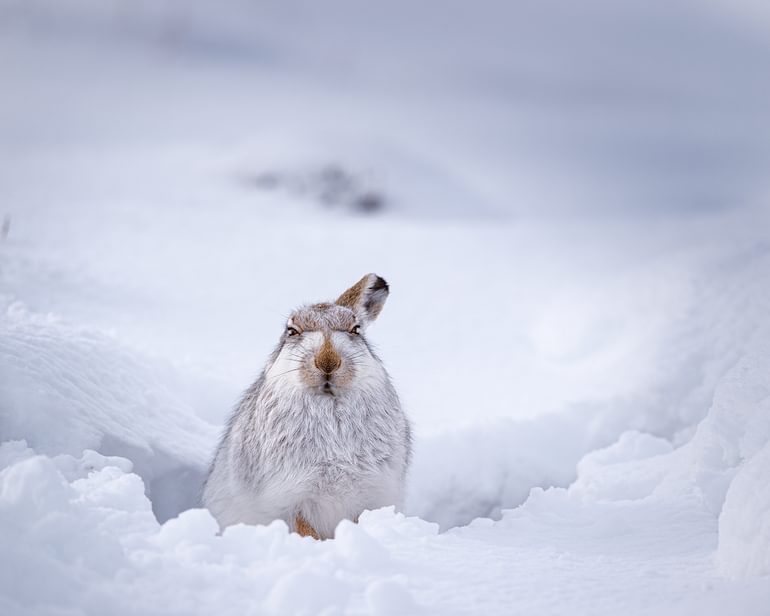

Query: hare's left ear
left=336, top=273, right=389, bottom=324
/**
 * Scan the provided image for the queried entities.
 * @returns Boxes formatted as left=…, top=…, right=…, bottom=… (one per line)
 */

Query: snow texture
left=1, top=1, right=770, bottom=614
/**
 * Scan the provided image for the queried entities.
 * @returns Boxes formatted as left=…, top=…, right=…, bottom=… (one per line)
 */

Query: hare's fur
left=202, top=274, right=411, bottom=539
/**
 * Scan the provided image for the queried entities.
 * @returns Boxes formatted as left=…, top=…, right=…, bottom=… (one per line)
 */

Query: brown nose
left=314, top=337, right=341, bottom=375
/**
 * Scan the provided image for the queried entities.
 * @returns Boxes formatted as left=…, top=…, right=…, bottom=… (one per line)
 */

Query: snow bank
left=2, top=238, right=770, bottom=611
left=3, top=356, right=770, bottom=616
left=0, top=443, right=422, bottom=616
left=2, top=199, right=769, bottom=612
left=712, top=351, right=770, bottom=578
left=406, top=411, right=593, bottom=529
left=556, top=342, right=770, bottom=579
left=0, top=299, right=218, bottom=521
left=718, top=442, right=770, bottom=578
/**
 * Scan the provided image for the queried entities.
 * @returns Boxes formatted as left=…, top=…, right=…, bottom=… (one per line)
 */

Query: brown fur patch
left=315, top=335, right=342, bottom=374
left=336, top=273, right=389, bottom=322
left=336, top=274, right=371, bottom=311
left=295, top=514, right=320, bottom=539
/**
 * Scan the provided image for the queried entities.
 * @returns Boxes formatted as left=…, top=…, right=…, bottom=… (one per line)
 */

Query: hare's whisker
left=272, top=367, right=303, bottom=378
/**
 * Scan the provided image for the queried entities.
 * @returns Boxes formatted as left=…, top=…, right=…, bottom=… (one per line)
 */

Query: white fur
left=265, top=330, right=323, bottom=390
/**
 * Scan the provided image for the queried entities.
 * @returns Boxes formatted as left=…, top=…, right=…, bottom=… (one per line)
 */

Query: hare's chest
left=307, top=414, right=385, bottom=473
left=267, top=401, right=394, bottom=485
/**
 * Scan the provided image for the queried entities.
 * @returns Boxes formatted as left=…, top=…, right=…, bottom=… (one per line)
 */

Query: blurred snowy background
left=1, top=1, right=769, bottom=614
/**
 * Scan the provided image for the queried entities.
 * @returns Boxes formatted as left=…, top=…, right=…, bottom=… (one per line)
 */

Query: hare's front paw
left=295, top=514, right=320, bottom=540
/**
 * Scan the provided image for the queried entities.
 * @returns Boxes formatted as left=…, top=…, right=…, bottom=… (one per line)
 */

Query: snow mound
left=2, top=340, right=770, bottom=614
left=406, top=412, right=593, bottom=529
left=559, top=343, right=770, bottom=578
left=0, top=443, right=422, bottom=616
left=711, top=351, right=770, bottom=578
left=0, top=300, right=218, bottom=521
left=718, top=442, right=770, bottom=578
left=7, top=367, right=769, bottom=616
left=2, top=217, right=770, bottom=612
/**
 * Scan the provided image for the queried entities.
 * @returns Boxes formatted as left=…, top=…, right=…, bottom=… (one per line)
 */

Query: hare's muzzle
left=314, top=336, right=342, bottom=375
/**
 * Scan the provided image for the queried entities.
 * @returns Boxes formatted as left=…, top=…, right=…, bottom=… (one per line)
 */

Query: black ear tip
left=371, top=275, right=389, bottom=292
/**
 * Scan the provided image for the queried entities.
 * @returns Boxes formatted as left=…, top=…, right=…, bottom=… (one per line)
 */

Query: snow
left=0, top=301, right=217, bottom=521
left=2, top=1, right=770, bottom=614
left=718, top=442, right=770, bottom=578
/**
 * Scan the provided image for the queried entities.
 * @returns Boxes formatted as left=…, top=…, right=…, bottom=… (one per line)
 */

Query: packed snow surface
left=2, top=2, right=770, bottom=614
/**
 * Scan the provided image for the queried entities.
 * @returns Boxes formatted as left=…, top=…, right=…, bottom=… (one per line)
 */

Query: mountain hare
left=203, top=274, right=411, bottom=539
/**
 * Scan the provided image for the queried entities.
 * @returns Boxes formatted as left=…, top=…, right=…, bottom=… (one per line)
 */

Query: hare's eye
left=350, top=325, right=361, bottom=335
left=286, top=327, right=300, bottom=337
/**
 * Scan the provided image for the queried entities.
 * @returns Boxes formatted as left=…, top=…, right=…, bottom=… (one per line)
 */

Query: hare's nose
left=315, top=338, right=341, bottom=375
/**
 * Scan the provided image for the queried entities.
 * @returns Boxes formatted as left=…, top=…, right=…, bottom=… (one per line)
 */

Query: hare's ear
left=336, top=273, right=389, bottom=324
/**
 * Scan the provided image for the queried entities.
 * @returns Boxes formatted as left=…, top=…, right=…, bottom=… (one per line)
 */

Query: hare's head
left=265, top=274, right=390, bottom=396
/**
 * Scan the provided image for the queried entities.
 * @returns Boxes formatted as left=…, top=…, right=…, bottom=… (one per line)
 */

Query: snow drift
left=2, top=234, right=770, bottom=614
left=1, top=337, right=769, bottom=614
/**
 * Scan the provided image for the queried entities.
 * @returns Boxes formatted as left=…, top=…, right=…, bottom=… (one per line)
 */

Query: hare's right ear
left=336, top=273, right=389, bottom=325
